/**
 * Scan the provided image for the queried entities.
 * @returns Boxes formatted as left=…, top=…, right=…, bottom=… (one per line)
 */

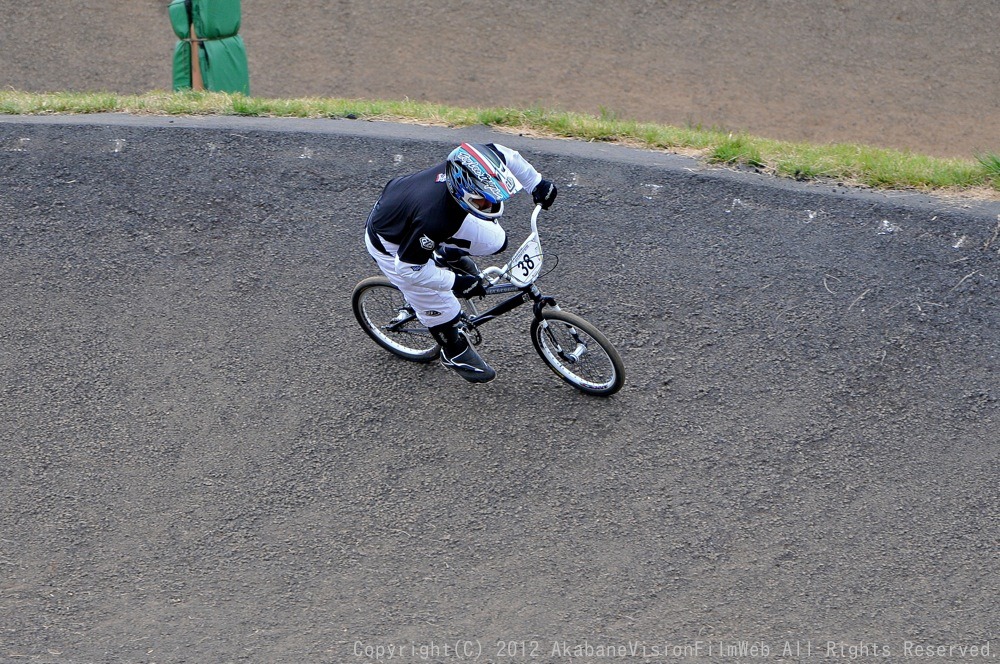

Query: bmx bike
left=352, top=204, right=625, bottom=396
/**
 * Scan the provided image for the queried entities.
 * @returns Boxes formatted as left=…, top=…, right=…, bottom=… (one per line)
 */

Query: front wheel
left=352, top=276, right=439, bottom=362
left=530, top=309, right=625, bottom=396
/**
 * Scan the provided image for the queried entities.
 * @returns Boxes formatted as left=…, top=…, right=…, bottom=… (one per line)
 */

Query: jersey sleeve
left=492, top=144, right=543, bottom=194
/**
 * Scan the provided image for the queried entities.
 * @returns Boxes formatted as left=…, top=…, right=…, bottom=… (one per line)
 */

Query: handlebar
left=529, top=203, right=543, bottom=236
left=480, top=204, right=545, bottom=286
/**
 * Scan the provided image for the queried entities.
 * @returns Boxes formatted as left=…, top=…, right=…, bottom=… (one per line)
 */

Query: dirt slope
left=2, top=0, right=998, bottom=158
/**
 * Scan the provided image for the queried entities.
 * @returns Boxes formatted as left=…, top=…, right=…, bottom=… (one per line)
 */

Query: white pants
left=365, top=215, right=506, bottom=326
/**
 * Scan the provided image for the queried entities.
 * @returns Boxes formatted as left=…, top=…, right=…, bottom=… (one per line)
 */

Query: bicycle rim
left=531, top=310, right=625, bottom=396
left=352, top=277, right=439, bottom=362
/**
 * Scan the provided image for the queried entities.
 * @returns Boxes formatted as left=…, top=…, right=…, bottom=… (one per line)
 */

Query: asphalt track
left=1, top=115, right=997, bottom=663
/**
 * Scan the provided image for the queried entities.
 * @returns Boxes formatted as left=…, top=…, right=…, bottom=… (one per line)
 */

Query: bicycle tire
left=530, top=309, right=626, bottom=396
left=351, top=276, right=439, bottom=362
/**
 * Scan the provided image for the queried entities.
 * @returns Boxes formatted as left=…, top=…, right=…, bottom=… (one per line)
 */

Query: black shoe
left=440, top=345, right=496, bottom=383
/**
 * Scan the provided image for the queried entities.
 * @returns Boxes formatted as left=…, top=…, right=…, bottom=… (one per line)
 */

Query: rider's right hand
left=437, top=246, right=470, bottom=263
left=452, top=272, right=487, bottom=299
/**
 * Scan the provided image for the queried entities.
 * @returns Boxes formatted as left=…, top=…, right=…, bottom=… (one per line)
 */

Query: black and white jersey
left=367, top=162, right=465, bottom=266
left=366, top=144, right=542, bottom=270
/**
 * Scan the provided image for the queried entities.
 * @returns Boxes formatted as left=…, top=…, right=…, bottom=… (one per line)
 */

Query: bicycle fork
left=527, top=288, right=590, bottom=364
left=539, top=319, right=589, bottom=364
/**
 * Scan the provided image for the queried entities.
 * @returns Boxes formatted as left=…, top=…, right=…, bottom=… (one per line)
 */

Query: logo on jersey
left=419, top=235, right=434, bottom=250
left=423, top=310, right=442, bottom=317
left=436, top=173, right=447, bottom=183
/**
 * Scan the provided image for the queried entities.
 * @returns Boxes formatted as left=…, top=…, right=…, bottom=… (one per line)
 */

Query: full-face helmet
left=445, top=143, right=523, bottom=220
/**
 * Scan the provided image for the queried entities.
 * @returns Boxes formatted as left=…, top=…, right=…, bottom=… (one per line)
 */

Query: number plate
left=507, top=234, right=542, bottom=287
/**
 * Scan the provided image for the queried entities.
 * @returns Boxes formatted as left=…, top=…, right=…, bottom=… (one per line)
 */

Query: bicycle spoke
left=352, top=277, right=438, bottom=362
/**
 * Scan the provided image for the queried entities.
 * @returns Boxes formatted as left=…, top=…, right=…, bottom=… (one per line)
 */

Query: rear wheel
left=530, top=309, right=625, bottom=396
left=352, top=276, right=439, bottom=362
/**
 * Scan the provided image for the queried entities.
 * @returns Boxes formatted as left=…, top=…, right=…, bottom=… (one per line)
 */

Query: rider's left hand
left=532, top=179, right=558, bottom=209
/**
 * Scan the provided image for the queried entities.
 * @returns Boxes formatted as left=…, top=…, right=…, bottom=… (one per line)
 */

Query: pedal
left=458, top=315, right=483, bottom=346
left=391, top=306, right=414, bottom=323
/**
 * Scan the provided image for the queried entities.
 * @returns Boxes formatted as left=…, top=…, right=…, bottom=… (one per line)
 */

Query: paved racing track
left=1, top=116, right=997, bottom=663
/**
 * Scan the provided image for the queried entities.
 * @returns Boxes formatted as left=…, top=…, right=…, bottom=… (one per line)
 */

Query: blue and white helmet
left=445, top=143, right=523, bottom=220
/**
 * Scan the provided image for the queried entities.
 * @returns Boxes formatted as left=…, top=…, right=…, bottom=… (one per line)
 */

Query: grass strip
left=2, top=89, right=997, bottom=196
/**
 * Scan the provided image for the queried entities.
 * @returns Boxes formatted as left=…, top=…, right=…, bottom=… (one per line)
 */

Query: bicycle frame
left=464, top=282, right=556, bottom=328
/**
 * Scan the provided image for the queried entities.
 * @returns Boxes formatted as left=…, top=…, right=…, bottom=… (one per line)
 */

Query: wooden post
left=189, top=23, right=204, bottom=90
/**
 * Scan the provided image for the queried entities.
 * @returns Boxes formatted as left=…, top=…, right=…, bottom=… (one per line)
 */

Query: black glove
left=435, top=245, right=470, bottom=265
left=452, top=272, right=486, bottom=299
left=532, top=179, right=558, bottom=209
left=440, top=246, right=469, bottom=260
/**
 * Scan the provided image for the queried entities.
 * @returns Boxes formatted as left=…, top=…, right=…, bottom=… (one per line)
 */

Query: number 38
left=517, top=253, right=535, bottom=277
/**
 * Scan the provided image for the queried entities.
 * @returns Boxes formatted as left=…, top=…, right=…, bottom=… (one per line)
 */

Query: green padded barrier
left=172, top=41, right=191, bottom=90
left=168, top=0, right=190, bottom=39
left=192, top=0, right=241, bottom=39
left=201, top=35, right=250, bottom=94
left=171, top=0, right=249, bottom=94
